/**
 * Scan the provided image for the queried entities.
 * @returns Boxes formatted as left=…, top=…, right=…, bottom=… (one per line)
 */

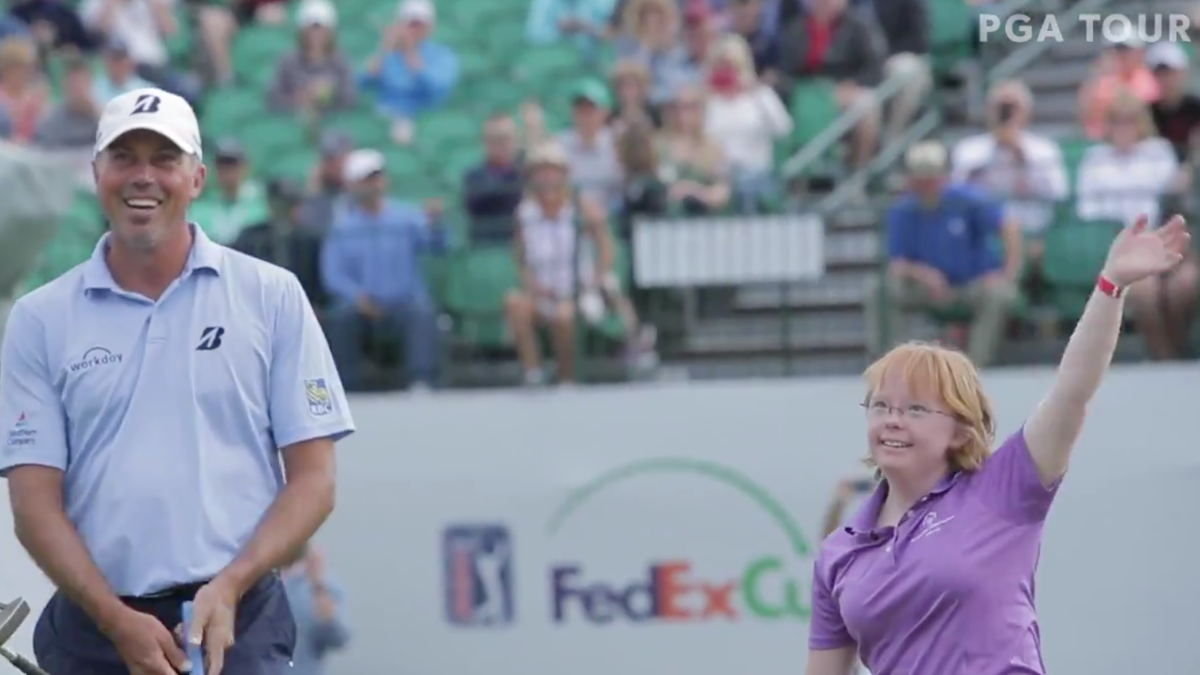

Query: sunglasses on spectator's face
left=1110, top=115, right=1139, bottom=125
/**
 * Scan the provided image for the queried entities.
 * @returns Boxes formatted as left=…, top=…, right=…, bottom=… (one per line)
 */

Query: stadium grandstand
left=1, top=0, right=1198, bottom=389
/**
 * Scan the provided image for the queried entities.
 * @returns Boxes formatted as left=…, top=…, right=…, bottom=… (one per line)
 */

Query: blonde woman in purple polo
left=805, top=214, right=1191, bottom=675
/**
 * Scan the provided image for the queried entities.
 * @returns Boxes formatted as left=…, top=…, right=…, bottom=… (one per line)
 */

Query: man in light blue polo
left=0, top=87, right=355, bottom=675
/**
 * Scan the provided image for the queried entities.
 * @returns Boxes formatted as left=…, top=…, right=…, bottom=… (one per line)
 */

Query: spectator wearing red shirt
left=776, top=0, right=885, bottom=168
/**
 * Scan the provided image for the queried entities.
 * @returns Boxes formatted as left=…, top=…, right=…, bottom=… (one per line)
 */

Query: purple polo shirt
left=810, top=429, right=1059, bottom=674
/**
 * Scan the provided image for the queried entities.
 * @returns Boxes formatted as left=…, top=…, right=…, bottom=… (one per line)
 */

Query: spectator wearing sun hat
left=267, top=0, right=357, bottom=117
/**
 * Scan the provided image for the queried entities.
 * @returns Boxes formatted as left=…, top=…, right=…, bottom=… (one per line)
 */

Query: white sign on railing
left=632, top=214, right=825, bottom=287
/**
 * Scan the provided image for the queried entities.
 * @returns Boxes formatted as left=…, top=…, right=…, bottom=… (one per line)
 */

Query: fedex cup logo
left=546, top=458, right=813, bottom=625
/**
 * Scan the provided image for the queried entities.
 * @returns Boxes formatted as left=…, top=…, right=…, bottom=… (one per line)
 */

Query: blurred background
left=0, top=0, right=1199, bottom=672
left=1, top=0, right=1198, bottom=388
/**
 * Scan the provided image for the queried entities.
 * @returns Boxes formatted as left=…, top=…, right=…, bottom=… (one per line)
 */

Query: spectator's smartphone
left=852, top=478, right=874, bottom=494
left=997, top=102, right=1017, bottom=124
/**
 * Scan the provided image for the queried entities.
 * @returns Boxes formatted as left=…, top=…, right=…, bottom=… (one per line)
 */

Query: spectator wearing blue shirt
left=866, top=141, right=1022, bottom=367
left=526, top=0, right=617, bottom=63
left=359, top=0, right=459, bottom=146
left=281, top=544, right=349, bottom=675
left=321, top=149, right=447, bottom=390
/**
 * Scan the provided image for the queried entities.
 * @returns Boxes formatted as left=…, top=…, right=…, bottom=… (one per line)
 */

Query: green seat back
left=1059, top=136, right=1092, bottom=189
left=444, top=246, right=517, bottom=348
left=322, top=109, right=390, bottom=148
left=1042, top=218, right=1122, bottom=288
left=788, top=79, right=839, bottom=150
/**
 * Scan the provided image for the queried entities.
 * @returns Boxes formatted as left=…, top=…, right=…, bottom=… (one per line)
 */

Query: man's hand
left=355, top=295, right=380, bottom=319
left=107, top=607, right=189, bottom=675
left=187, top=577, right=240, bottom=675
left=304, top=546, right=326, bottom=584
left=915, top=267, right=953, bottom=304
left=423, top=198, right=444, bottom=219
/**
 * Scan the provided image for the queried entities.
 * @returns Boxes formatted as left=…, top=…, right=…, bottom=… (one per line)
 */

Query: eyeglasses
left=861, top=401, right=954, bottom=421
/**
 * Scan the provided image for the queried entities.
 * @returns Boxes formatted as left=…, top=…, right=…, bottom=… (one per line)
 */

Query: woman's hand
left=1102, top=215, right=1190, bottom=287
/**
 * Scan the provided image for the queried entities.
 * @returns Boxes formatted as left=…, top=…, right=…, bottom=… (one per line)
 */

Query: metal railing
left=816, top=0, right=1111, bottom=212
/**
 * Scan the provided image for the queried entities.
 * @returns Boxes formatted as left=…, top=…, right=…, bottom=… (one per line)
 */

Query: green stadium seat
left=261, top=145, right=319, bottom=183
left=232, top=27, right=294, bottom=85
left=1059, top=136, right=1092, bottom=188
left=337, top=25, right=378, bottom=62
left=202, top=88, right=263, bottom=136
left=238, top=115, right=310, bottom=164
left=787, top=79, right=840, bottom=155
left=1041, top=218, right=1123, bottom=319
left=418, top=110, right=479, bottom=152
left=511, top=44, right=583, bottom=84
left=323, top=109, right=390, bottom=148
left=929, top=0, right=975, bottom=72
left=443, top=246, right=516, bottom=347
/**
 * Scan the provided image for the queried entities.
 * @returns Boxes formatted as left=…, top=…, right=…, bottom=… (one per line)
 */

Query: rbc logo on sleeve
left=443, top=524, right=515, bottom=627
left=304, top=379, right=332, bottom=417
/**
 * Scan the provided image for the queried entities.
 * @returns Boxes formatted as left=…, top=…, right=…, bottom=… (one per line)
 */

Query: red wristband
left=1097, top=274, right=1123, bottom=298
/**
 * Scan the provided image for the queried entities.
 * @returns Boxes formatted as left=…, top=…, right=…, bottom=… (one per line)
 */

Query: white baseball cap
left=398, top=0, right=434, bottom=23
left=1146, top=41, right=1189, bottom=70
left=343, top=149, right=385, bottom=183
left=94, top=87, right=202, bottom=159
left=297, top=0, right=336, bottom=28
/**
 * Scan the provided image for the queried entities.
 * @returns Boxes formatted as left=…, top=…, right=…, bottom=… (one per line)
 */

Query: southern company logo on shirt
left=5, top=412, right=36, bottom=449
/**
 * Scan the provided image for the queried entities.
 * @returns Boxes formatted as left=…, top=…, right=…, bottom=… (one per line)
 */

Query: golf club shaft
left=0, top=647, right=51, bottom=675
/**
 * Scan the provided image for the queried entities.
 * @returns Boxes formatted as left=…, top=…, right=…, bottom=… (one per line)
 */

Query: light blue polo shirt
left=0, top=226, right=355, bottom=596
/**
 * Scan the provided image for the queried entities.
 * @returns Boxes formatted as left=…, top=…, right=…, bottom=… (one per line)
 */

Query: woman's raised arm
left=1024, top=215, right=1190, bottom=484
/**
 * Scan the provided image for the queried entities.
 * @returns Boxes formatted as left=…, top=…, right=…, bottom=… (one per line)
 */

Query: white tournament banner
left=1, top=366, right=1197, bottom=675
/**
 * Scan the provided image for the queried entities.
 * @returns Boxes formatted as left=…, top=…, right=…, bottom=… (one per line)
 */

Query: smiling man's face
left=93, top=128, right=205, bottom=251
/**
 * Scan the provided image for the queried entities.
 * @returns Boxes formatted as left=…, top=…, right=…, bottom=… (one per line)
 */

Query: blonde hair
left=0, top=36, right=35, bottom=73
left=862, top=342, right=995, bottom=473
left=609, top=59, right=650, bottom=92
left=706, top=34, right=756, bottom=85
left=1105, top=90, right=1156, bottom=141
left=622, top=0, right=678, bottom=50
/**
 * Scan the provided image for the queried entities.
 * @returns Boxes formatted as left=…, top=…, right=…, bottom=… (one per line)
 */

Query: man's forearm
left=14, top=510, right=127, bottom=633
left=218, top=474, right=334, bottom=597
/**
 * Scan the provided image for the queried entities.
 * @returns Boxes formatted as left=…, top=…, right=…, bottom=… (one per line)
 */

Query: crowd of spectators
left=3, top=0, right=1197, bottom=388
left=0, top=0, right=941, bottom=389
left=875, top=34, right=1200, bottom=365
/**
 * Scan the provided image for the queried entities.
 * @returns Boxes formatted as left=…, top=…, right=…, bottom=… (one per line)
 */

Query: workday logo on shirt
left=67, top=347, right=123, bottom=373
left=547, top=459, right=814, bottom=626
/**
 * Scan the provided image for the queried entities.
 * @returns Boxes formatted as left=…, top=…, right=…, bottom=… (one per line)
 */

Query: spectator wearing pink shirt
left=1078, top=36, right=1159, bottom=139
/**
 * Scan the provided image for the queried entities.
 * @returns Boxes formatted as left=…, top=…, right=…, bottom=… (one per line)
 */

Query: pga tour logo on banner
left=979, top=12, right=1192, bottom=43
left=442, top=525, right=515, bottom=627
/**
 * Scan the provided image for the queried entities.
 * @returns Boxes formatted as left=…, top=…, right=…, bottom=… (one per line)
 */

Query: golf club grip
left=3, top=651, right=50, bottom=675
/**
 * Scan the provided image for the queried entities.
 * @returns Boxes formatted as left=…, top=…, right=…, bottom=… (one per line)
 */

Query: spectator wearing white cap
left=320, top=148, right=448, bottom=390
left=1147, top=41, right=1200, bottom=162
left=360, top=0, right=460, bottom=145
left=267, top=0, right=357, bottom=119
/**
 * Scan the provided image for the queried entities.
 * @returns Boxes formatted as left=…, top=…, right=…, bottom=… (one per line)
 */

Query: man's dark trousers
left=33, top=575, right=296, bottom=675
